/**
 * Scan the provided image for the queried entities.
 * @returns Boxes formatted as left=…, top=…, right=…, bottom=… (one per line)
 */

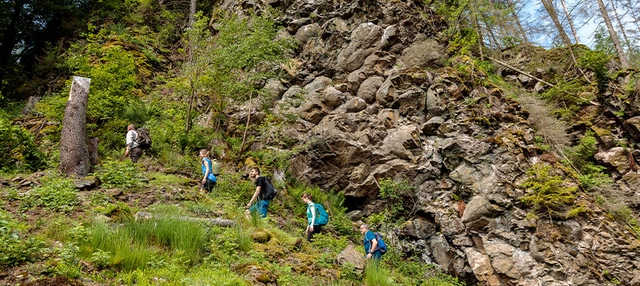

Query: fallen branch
left=488, top=56, right=555, bottom=88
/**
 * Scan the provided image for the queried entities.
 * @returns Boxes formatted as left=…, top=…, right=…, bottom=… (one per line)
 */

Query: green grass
left=19, top=176, right=78, bottom=212
left=81, top=212, right=208, bottom=270
left=364, top=261, right=395, bottom=286
left=2, top=165, right=466, bottom=285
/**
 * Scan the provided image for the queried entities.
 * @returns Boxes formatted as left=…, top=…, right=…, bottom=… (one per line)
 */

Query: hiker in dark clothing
left=245, top=167, right=271, bottom=218
left=124, top=124, right=143, bottom=163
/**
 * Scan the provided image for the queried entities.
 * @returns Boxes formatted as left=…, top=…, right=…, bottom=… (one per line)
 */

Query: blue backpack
left=314, top=203, right=329, bottom=226
left=373, top=232, right=388, bottom=254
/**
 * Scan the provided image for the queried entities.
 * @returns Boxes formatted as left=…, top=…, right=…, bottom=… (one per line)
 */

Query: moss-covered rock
left=251, top=228, right=273, bottom=243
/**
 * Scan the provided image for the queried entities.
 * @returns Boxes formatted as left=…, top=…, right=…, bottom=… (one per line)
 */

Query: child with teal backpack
left=301, top=193, right=329, bottom=241
left=198, top=149, right=217, bottom=193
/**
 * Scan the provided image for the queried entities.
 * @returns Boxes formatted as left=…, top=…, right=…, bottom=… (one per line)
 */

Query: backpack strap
left=364, top=231, right=379, bottom=253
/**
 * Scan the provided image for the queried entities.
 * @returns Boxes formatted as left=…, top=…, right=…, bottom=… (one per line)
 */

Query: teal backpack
left=315, top=203, right=329, bottom=226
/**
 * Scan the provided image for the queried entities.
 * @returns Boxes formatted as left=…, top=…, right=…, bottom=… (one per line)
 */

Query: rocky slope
left=222, top=0, right=640, bottom=285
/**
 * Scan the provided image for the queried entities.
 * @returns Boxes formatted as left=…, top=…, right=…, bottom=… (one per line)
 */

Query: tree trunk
left=60, top=76, right=92, bottom=177
left=473, top=14, right=484, bottom=60
left=596, top=0, right=629, bottom=68
left=540, top=0, right=573, bottom=46
left=505, top=0, right=529, bottom=43
left=560, top=0, right=580, bottom=44
left=609, top=0, right=632, bottom=51
left=87, top=137, right=100, bottom=167
left=189, top=0, right=197, bottom=26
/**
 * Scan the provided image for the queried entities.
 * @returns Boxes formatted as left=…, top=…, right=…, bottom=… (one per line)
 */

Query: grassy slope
left=0, top=156, right=462, bottom=286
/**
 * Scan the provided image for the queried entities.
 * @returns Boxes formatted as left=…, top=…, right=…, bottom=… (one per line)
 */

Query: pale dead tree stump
left=60, top=76, right=92, bottom=177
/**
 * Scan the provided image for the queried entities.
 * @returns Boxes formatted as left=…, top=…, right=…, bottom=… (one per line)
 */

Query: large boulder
left=336, top=244, right=366, bottom=272
left=357, top=76, right=384, bottom=104
left=337, top=23, right=384, bottom=72
left=399, top=38, right=444, bottom=69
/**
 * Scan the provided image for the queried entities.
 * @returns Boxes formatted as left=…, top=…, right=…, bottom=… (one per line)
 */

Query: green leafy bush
left=97, top=160, right=144, bottom=189
left=578, top=49, right=611, bottom=92
left=378, top=178, right=415, bottom=225
left=0, top=210, right=45, bottom=269
left=0, top=116, right=46, bottom=172
left=172, top=9, right=297, bottom=130
left=566, top=131, right=612, bottom=190
left=520, top=163, right=577, bottom=215
left=20, top=176, right=78, bottom=212
left=539, top=79, right=589, bottom=119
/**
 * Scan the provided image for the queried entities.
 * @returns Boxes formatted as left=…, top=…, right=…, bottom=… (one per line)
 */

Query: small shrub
left=567, top=131, right=612, bottom=190
left=339, top=262, right=361, bottom=281
left=520, top=163, right=577, bottom=215
left=378, top=178, right=415, bottom=221
left=20, top=176, right=78, bottom=212
left=93, top=202, right=134, bottom=222
left=578, top=49, right=611, bottom=92
left=90, top=249, right=113, bottom=269
left=0, top=210, right=45, bottom=269
left=0, top=115, right=46, bottom=172
left=97, top=160, right=144, bottom=189
left=205, top=226, right=243, bottom=263
left=311, top=233, right=348, bottom=255
left=566, top=204, right=590, bottom=219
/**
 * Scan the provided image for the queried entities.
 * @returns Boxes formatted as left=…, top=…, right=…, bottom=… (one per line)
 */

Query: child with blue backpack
left=198, top=149, right=217, bottom=193
left=302, top=193, right=328, bottom=241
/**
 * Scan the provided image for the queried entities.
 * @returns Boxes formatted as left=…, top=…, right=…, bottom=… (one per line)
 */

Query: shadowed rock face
left=221, top=0, right=640, bottom=284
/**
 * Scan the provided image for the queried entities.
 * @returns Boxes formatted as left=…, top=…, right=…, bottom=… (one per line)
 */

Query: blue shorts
left=249, top=200, right=270, bottom=218
left=367, top=250, right=382, bottom=260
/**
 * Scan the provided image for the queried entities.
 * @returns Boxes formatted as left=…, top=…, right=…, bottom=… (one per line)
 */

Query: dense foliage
left=0, top=113, right=45, bottom=172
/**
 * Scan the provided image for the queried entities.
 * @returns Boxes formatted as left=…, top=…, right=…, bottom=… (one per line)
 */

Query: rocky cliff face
left=222, top=0, right=640, bottom=285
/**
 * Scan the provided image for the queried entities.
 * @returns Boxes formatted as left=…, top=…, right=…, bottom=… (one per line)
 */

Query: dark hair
left=302, top=193, right=313, bottom=200
left=250, top=167, right=260, bottom=175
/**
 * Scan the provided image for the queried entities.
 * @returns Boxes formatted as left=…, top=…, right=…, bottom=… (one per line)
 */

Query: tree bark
left=473, top=14, right=484, bottom=61
left=540, top=0, right=573, bottom=46
left=596, top=0, right=629, bottom=68
left=189, top=0, right=196, bottom=26
left=60, top=76, right=92, bottom=177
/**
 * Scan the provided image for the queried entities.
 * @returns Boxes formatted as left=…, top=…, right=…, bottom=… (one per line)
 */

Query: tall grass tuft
left=88, top=220, right=156, bottom=270
left=85, top=215, right=207, bottom=270
left=235, top=225, right=252, bottom=252
left=364, top=261, right=394, bottom=286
